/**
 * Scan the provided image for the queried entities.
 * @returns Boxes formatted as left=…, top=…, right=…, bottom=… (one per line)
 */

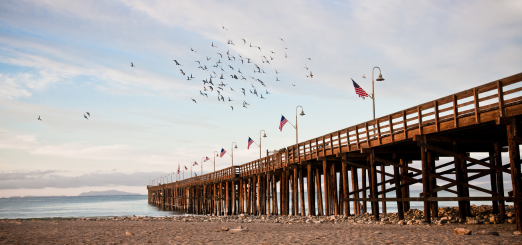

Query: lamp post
left=371, top=67, right=385, bottom=120
left=260, top=130, right=267, bottom=159
left=296, top=105, right=305, bottom=145
left=231, top=142, right=238, bottom=166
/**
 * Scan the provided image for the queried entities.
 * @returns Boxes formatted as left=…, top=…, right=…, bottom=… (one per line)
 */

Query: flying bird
left=131, top=62, right=134, bottom=67
left=231, top=106, right=233, bottom=111
left=173, top=60, right=181, bottom=65
left=242, top=39, right=246, bottom=44
left=37, top=116, right=42, bottom=121
left=222, top=23, right=228, bottom=31
left=195, top=61, right=200, bottom=64
left=211, top=42, right=217, bottom=48
left=180, top=69, right=185, bottom=76
left=292, top=82, right=295, bottom=86
left=307, top=58, right=312, bottom=60
left=86, top=112, right=90, bottom=117
left=192, top=98, right=197, bottom=103
left=362, top=74, right=366, bottom=78
left=279, top=38, right=284, bottom=42
left=304, top=64, right=308, bottom=70
left=206, top=56, right=211, bottom=61
left=190, top=47, right=197, bottom=53
left=84, top=114, right=89, bottom=120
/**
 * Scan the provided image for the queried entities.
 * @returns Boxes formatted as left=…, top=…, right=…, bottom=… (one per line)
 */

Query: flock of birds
left=131, top=23, right=315, bottom=111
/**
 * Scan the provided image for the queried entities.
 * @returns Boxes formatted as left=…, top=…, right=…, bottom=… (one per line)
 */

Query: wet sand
left=0, top=218, right=520, bottom=244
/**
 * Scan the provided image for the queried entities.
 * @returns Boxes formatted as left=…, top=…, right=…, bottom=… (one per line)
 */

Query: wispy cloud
left=0, top=170, right=166, bottom=189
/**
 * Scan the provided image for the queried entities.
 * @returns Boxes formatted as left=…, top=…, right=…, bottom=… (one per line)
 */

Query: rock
left=514, top=231, right=522, bottom=236
left=125, top=231, right=135, bottom=236
left=477, top=230, right=499, bottom=236
left=489, top=217, right=496, bottom=223
left=374, top=231, right=382, bottom=234
left=466, top=219, right=479, bottom=225
left=454, top=228, right=472, bottom=235
left=380, top=221, right=392, bottom=225
left=507, top=213, right=513, bottom=218
left=231, top=225, right=248, bottom=232
left=398, top=220, right=406, bottom=226
left=221, top=227, right=229, bottom=231
left=239, top=214, right=246, bottom=218
left=507, top=219, right=515, bottom=224
left=407, top=220, right=414, bottom=225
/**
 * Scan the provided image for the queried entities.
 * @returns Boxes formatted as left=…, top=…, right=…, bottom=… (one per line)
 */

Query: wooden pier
left=148, top=72, right=522, bottom=231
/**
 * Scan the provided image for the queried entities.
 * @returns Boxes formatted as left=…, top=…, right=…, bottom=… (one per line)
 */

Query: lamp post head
left=216, top=153, right=219, bottom=157
left=234, top=145, right=238, bottom=149
left=376, top=73, right=385, bottom=81
left=263, top=133, right=267, bottom=138
left=300, top=110, right=305, bottom=116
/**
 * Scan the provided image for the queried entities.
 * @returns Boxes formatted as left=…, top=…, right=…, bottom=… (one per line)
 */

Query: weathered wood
left=351, top=165, right=359, bottom=215
left=370, top=150, right=379, bottom=221
left=315, top=168, right=324, bottom=216
left=307, top=164, right=314, bottom=216
left=342, top=160, right=350, bottom=216
left=506, top=119, right=522, bottom=232
left=393, top=155, right=404, bottom=220
left=299, top=167, right=306, bottom=216
left=494, top=142, right=506, bottom=219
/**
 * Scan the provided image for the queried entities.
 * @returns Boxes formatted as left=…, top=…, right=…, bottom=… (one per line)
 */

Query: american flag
left=185, top=166, right=188, bottom=170
left=220, top=148, right=226, bottom=158
left=177, top=165, right=180, bottom=174
left=279, top=115, right=288, bottom=131
left=352, top=78, right=369, bottom=98
left=205, top=156, right=210, bottom=161
left=193, top=161, right=198, bottom=166
left=247, top=137, right=254, bottom=149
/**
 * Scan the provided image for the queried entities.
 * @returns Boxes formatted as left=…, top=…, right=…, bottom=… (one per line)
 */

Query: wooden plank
left=402, top=110, right=407, bottom=138
left=474, top=88, right=480, bottom=124
left=453, top=94, right=459, bottom=128
left=388, top=115, right=394, bottom=143
left=498, top=80, right=504, bottom=117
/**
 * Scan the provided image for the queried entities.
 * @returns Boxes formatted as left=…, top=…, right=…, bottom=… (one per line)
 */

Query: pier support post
left=494, top=142, right=506, bottom=219
left=420, top=142, right=431, bottom=223
left=507, top=119, right=522, bottom=232
left=370, top=150, right=379, bottom=221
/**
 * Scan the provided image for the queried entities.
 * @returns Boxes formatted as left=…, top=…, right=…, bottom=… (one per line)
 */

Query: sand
left=0, top=218, right=521, bottom=245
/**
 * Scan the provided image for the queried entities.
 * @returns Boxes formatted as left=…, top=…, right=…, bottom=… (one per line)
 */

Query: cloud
left=0, top=170, right=166, bottom=189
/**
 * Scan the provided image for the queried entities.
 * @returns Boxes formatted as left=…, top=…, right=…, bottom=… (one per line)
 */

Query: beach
left=1, top=214, right=521, bottom=245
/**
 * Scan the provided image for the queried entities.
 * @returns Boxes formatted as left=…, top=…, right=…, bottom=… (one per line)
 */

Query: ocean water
left=0, top=195, right=183, bottom=219
left=1, top=191, right=512, bottom=219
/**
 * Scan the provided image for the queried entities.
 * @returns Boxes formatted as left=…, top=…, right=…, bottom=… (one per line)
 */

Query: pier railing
left=151, top=72, right=522, bottom=189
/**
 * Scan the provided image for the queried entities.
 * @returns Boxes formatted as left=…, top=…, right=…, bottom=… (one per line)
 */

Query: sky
left=0, top=0, right=521, bottom=198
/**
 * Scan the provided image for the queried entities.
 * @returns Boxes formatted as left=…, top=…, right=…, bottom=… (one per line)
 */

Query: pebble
left=125, top=231, right=135, bottom=236
left=221, top=227, right=229, bottom=231
left=454, top=228, right=472, bottom=235
left=514, top=231, right=522, bottom=236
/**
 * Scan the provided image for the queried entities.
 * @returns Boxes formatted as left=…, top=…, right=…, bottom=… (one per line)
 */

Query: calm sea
left=0, top=195, right=183, bottom=219
left=1, top=191, right=510, bottom=219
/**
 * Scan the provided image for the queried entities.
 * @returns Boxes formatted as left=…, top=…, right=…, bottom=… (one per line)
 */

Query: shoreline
left=1, top=204, right=517, bottom=224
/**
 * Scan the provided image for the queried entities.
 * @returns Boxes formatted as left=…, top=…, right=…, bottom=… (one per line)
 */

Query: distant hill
left=78, top=190, right=141, bottom=196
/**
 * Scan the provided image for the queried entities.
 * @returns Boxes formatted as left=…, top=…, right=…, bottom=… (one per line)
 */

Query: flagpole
left=201, top=157, right=204, bottom=175
left=231, top=142, right=237, bottom=166
left=214, top=151, right=218, bottom=172
left=260, top=130, right=266, bottom=159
